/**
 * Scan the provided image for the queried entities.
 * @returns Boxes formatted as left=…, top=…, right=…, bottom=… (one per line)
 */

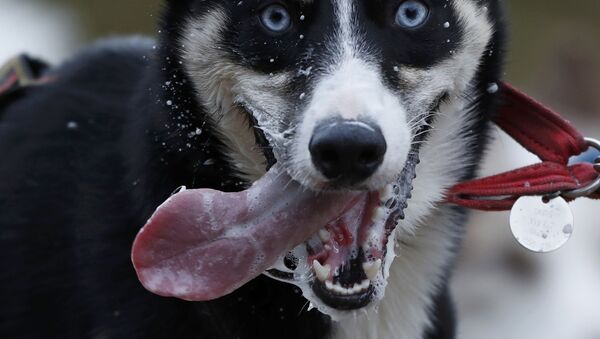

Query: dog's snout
left=309, top=120, right=386, bottom=184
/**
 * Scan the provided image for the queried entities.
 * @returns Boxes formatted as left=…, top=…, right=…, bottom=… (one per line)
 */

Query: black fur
left=0, top=1, right=505, bottom=338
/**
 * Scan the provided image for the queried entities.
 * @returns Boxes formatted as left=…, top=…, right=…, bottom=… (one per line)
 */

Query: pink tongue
left=132, top=165, right=360, bottom=301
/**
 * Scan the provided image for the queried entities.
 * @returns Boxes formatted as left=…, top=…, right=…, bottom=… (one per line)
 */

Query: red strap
left=0, top=71, right=19, bottom=96
left=494, top=83, right=588, bottom=164
left=446, top=82, right=599, bottom=211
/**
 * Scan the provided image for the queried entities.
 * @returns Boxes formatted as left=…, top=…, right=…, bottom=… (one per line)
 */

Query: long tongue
left=132, top=165, right=360, bottom=301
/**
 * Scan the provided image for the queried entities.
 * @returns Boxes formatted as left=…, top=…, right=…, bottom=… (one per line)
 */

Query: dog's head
left=166, top=0, right=502, bottom=316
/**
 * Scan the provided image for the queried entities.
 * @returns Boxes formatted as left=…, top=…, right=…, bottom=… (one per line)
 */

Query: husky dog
left=0, top=0, right=504, bottom=338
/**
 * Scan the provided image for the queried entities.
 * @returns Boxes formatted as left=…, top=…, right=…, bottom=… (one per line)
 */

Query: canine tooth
left=313, top=260, right=331, bottom=282
left=372, top=207, right=387, bottom=222
left=363, top=259, right=382, bottom=281
left=361, top=279, right=370, bottom=289
left=319, top=229, right=331, bottom=242
left=325, top=280, right=334, bottom=290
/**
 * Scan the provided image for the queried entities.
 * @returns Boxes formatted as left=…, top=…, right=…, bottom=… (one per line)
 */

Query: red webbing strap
left=0, top=55, right=53, bottom=99
left=0, top=71, right=19, bottom=96
left=446, top=82, right=600, bottom=211
left=494, top=83, right=587, bottom=164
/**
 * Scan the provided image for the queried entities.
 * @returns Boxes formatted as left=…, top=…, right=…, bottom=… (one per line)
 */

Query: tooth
left=325, top=280, right=334, bottom=290
left=334, top=283, right=347, bottom=295
left=352, top=283, right=361, bottom=294
left=319, top=229, right=331, bottom=242
left=372, top=207, right=387, bottom=222
left=313, top=260, right=331, bottom=282
left=363, top=259, right=382, bottom=281
left=361, top=279, right=370, bottom=289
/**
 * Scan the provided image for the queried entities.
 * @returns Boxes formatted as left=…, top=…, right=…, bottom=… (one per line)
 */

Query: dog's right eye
left=395, top=0, right=429, bottom=29
left=260, top=4, right=292, bottom=34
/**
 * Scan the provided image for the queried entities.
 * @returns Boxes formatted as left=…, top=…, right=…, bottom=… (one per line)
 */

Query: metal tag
left=510, top=196, right=574, bottom=253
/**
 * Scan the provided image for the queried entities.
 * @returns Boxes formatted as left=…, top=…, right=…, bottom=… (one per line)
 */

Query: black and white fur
left=0, top=0, right=505, bottom=338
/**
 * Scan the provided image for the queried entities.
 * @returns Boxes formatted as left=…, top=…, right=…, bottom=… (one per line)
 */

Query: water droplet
left=487, top=82, right=499, bottom=94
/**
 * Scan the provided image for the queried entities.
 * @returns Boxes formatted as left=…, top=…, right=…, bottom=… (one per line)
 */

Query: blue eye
left=395, top=1, right=430, bottom=28
left=260, top=4, right=292, bottom=33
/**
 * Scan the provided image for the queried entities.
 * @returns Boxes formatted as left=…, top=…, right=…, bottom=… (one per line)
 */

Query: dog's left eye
left=395, top=0, right=430, bottom=28
left=260, top=4, right=292, bottom=34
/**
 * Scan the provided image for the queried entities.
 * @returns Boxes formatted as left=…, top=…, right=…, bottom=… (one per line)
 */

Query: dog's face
left=178, top=0, right=494, bottom=188
left=173, top=0, right=497, bottom=314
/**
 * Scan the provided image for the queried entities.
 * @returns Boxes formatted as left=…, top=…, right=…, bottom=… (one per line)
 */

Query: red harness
left=447, top=82, right=600, bottom=211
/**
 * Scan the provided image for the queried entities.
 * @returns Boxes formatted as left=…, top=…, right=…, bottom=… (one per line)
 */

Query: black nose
left=309, top=120, right=387, bottom=184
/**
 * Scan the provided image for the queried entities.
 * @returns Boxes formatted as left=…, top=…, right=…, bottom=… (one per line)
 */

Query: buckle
left=562, top=137, right=600, bottom=199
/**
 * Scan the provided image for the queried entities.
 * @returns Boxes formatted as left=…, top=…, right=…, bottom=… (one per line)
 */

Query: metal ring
left=562, top=137, right=600, bottom=199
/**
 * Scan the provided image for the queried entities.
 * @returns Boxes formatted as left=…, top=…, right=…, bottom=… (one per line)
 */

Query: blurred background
left=1, top=0, right=599, bottom=338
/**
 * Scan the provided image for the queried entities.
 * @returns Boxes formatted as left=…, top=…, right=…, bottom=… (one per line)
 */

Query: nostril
left=314, top=147, right=340, bottom=174
left=359, top=151, right=379, bottom=166
left=319, top=147, right=338, bottom=163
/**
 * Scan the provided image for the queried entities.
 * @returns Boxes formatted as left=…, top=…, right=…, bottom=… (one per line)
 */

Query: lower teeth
left=324, top=279, right=370, bottom=295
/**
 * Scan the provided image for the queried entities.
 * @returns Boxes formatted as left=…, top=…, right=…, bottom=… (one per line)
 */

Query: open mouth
left=265, top=150, right=421, bottom=312
left=131, top=102, right=435, bottom=317
left=308, top=189, right=395, bottom=310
